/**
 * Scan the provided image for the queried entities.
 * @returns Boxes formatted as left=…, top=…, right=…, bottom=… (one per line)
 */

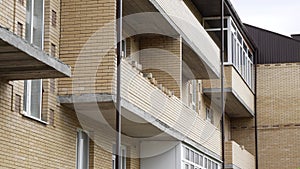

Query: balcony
left=0, top=26, right=71, bottom=80
left=225, top=141, right=255, bottom=169
left=122, top=0, right=220, bottom=79
left=202, top=65, right=254, bottom=117
left=59, top=60, right=221, bottom=157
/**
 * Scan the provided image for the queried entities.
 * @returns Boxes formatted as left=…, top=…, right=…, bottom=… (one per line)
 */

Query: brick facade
left=256, top=63, right=300, bottom=169
left=3, top=0, right=299, bottom=169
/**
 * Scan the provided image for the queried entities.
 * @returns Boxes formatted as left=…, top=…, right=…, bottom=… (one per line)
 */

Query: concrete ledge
left=203, top=88, right=254, bottom=117
left=0, top=26, right=71, bottom=80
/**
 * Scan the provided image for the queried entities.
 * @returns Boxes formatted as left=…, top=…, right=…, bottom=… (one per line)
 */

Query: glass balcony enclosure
left=203, top=17, right=254, bottom=90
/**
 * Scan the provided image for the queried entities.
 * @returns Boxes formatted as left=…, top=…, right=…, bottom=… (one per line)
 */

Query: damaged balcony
left=0, top=26, right=71, bottom=80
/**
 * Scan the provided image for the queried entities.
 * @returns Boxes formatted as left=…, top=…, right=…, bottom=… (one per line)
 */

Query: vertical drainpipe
left=115, top=0, right=122, bottom=168
left=254, top=49, right=258, bottom=169
left=220, top=0, right=225, bottom=169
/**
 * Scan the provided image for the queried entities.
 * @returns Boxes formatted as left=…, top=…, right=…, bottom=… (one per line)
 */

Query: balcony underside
left=0, top=27, right=71, bottom=80
left=59, top=95, right=165, bottom=138
left=203, top=88, right=254, bottom=118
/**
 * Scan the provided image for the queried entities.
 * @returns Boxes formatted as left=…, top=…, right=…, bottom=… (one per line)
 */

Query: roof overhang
left=0, top=26, right=71, bottom=80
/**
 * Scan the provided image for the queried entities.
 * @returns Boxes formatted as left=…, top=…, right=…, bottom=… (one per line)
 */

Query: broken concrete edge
left=0, top=26, right=71, bottom=77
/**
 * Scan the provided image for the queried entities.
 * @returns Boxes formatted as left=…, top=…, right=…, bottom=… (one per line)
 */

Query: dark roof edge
left=224, top=0, right=258, bottom=51
left=245, top=24, right=300, bottom=44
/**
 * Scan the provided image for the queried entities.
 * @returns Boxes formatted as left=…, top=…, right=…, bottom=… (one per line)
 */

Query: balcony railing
left=121, top=60, right=221, bottom=155
left=225, top=141, right=255, bottom=169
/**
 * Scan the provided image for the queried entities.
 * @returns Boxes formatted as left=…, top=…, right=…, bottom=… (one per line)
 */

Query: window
left=76, top=130, right=89, bottom=169
left=24, top=0, right=44, bottom=121
left=206, top=108, right=213, bottom=124
left=182, top=145, right=219, bottom=169
left=121, top=40, right=126, bottom=58
left=51, top=10, right=57, bottom=27
left=112, top=145, right=126, bottom=169
left=51, top=43, right=56, bottom=57
left=188, top=80, right=197, bottom=111
left=25, top=0, right=44, bottom=48
left=17, top=22, right=23, bottom=37
left=23, top=79, right=43, bottom=120
left=18, top=0, right=24, bottom=5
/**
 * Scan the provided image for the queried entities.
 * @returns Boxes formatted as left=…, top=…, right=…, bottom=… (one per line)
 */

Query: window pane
left=32, top=0, right=44, bottom=48
left=25, top=0, right=32, bottom=42
left=23, top=80, right=28, bottom=111
left=122, top=148, right=126, bottom=169
left=190, top=150, right=194, bottom=162
left=195, top=153, right=199, bottom=165
left=30, top=79, right=42, bottom=118
left=185, top=147, right=189, bottom=160
left=200, top=155, right=203, bottom=166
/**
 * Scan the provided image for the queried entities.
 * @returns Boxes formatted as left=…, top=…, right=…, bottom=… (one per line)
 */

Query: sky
left=230, top=0, right=300, bottom=37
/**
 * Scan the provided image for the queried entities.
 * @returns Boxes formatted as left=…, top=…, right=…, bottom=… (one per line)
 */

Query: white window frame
left=188, top=80, right=197, bottom=111
left=203, top=17, right=254, bottom=91
left=181, top=145, right=220, bottom=169
left=23, top=80, right=43, bottom=121
left=23, top=0, right=45, bottom=122
left=206, top=107, right=213, bottom=124
left=76, top=129, right=89, bottom=169
left=112, top=145, right=127, bottom=169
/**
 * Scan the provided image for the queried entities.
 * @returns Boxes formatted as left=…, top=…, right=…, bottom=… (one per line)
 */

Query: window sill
left=22, top=112, right=48, bottom=125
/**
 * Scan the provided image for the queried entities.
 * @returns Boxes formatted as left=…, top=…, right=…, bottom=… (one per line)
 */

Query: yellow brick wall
left=225, top=141, right=255, bottom=169
left=0, top=0, right=15, bottom=31
left=44, top=0, right=60, bottom=57
left=140, top=35, right=182, bottom=98
left=0, top=81, right=80, bottom=168
left=59, top=0, right=117, bottom=95
left=256, top=63, right=300, bottom=169
left=0, top=1, right=140, bottom=168
left=0, top=0, right=26, bottom=37
left=230, top=117, right=255, bottom=155
left=0, top=80, right=140, bottom=169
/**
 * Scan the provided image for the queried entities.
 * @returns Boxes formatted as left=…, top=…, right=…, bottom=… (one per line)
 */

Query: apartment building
left=245, top=25, right=300, bottom=169
left=0, top=0, right=258, bottom=169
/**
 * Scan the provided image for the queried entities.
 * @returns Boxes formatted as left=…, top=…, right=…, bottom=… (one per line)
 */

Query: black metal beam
left=220, top=0, right=225, bottom=169
left=115, top=0, right=122, bottom=168
left=254, top=48, right=259, bottom=169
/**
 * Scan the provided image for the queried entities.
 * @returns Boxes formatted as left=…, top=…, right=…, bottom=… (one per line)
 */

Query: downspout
left=115, top=0, right=122, bottom=168
left=220, top=0, right=225, bottom=168
left=254, top=49, right=258, bottom=169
